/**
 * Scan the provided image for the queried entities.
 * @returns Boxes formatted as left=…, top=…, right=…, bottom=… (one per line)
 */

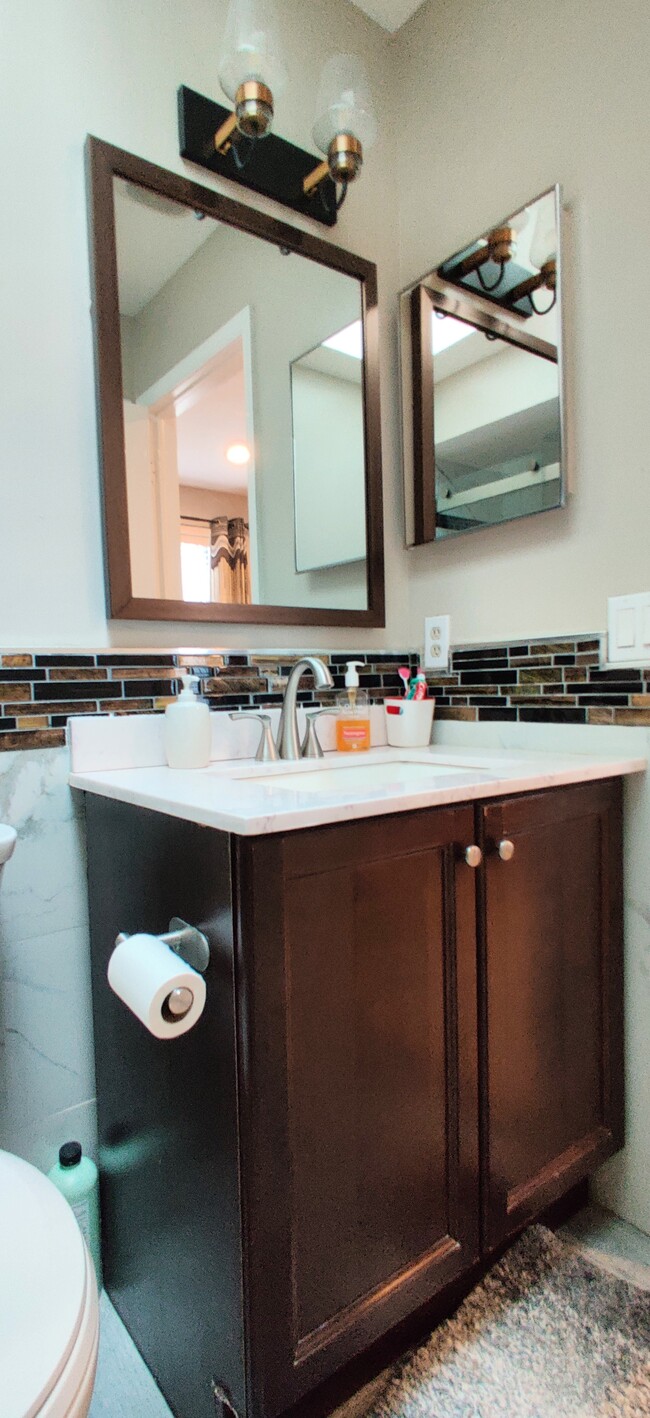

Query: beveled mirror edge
left=85, top=135, right=385, bottom=628
left=399, top=183, right=565, bottom=548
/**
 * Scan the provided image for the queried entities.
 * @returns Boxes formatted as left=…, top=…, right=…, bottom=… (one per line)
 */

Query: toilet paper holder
left=115, top=918, right=210, bottom=974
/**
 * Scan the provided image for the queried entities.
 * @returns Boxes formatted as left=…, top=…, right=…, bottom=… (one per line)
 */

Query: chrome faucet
left=276, top=657, right=334, bottom=760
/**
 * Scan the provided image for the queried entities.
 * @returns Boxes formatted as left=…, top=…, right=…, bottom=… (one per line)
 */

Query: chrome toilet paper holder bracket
left=115, top=918, right=210, bottom=974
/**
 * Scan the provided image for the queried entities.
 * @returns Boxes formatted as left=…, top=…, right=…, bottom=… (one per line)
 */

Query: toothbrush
left=398, top=666, right=410, bottom=696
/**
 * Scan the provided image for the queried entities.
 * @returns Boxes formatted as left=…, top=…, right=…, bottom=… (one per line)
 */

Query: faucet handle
left=302, top=708, right=337, bottom=759
left=229, top=711, right=280, bottom=762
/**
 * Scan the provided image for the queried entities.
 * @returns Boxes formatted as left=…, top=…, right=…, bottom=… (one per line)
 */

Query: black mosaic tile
left=225, top=655, right=249, bottom=666
left=96, top=653, right=176, bottom=667
left=459, top=670, right=517, bottom=686
left=588, top=668, right=642, bottom=683
left=507, top=645, right=529, bottom=658
left=478, top=707, right=517, bottom=722
left=35, top=654, right=95, bottom=667
left=0, top=668, right=46, bottom=681
left=577, top=694, right=630, bottom=706
left=0, top=718, right=17, bottom=731
left=123, top=680, right=178, bottom=697
left=453, top=648, right=508, bottom=664
left=518, top=707, right=587, bottom=724
left=554, top=655, right=576, bottom=665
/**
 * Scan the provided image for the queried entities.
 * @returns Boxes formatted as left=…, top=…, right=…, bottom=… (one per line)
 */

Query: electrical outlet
left=424, top=615, right=450, bottom=671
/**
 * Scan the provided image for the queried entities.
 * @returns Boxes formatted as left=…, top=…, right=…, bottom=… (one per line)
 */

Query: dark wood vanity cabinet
left=235, top=806, right=480, bottom=1413
left=84, top=778, right=623, bottom=1418
left=478, top=780, right=624, bottom=1251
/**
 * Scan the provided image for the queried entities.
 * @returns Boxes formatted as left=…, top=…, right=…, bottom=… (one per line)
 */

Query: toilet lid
left=0, top=1150, right=88, bottom=1418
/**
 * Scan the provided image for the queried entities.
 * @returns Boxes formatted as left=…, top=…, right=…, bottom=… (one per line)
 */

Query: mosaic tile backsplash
left=1, top=635, right=649, bottom=751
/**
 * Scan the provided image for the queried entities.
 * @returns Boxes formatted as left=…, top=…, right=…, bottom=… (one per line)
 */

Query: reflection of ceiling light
left=323, top=320, right=363, bottom=359
left=431, top=313, right=474, bottom=356
left=226, top=442, right=250, bottom=465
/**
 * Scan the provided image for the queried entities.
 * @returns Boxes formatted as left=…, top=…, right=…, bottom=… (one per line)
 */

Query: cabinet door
left=479, top=780, right=623, bottom=1251
left=235, top=807, right=479, bottom=1416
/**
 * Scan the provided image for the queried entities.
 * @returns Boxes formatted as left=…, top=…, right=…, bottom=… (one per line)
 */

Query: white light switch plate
left=424, top=615, right=450, bottom=671
left=607, top=592, right=650, bottom=665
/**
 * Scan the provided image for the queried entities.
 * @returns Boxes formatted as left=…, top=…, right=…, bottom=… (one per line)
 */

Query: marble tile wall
left=0, top=747, right=96, bottom=1170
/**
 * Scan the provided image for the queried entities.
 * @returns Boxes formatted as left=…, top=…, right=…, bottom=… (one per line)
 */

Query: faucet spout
left=276, top=657, right=334, bottom=760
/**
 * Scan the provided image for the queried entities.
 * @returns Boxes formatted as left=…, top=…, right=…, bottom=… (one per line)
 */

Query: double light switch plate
left=607, top=592, right=650, bottom=666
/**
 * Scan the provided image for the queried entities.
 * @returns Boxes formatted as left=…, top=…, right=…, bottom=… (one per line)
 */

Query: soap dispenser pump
left=336, top=660, right=371, bottom=753
left=164, top=673, right=212, bottom=769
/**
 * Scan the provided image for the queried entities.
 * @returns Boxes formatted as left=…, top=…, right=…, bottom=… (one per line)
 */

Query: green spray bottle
left=48, top=1141, right=102, bottom=1288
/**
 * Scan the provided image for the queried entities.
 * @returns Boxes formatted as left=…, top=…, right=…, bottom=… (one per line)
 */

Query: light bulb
left=218, top=0, right=287, bottom=135
left=312, top=54, right=377, bottom=158
left=226, top=442, right=251, bottom=465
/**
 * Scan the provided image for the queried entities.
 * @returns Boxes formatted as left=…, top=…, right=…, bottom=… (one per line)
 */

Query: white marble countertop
left=69, top=743, right=646, bottom=837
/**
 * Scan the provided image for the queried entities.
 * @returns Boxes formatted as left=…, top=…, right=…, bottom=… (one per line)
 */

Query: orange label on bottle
left=336, top=718, right=371, bottom=752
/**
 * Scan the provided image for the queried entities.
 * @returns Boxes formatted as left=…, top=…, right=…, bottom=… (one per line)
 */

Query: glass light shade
left=508, top=206, right=530, bottom=237
left=312, top=54, right=377, bottom=155
left=218, top=0, right=287, bottom=103
left=530, top=206, right=557, bottom=268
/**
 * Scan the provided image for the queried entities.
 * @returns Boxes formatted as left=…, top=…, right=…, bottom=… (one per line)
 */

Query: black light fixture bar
left=178, top=85, right=339, bottom=227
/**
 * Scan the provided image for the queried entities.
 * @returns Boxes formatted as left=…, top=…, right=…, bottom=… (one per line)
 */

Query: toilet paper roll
left=107, top=933, right=206, bottom=1039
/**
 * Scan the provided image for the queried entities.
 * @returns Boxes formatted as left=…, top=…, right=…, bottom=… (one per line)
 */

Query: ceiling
left=348, top=0, right=426, bottom=32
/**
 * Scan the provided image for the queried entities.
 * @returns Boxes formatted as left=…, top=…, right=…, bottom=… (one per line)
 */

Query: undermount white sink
left=243, top=758, right=493, bottom=794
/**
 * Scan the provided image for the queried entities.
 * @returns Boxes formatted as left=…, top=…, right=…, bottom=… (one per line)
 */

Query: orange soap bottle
left=335, top=660, right=371, bottom=753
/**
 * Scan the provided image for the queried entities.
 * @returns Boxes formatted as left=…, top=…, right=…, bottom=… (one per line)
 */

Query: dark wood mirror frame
left=86, top=136, right=385, bottom=626
left=409, top=282, right=560, bottom=546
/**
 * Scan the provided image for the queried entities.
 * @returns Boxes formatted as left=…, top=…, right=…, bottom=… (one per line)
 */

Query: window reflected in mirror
left=401, top=185, right=564, bottom=545
left=114, top=176, right=368, bottom=611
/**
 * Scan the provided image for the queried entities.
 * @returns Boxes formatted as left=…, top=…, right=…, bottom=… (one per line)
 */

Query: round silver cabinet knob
left=464, top=844, right=483, bottom=869
left=165, top=986, right=194, bottom=1019
left=498, top=838, right=515, bottom=861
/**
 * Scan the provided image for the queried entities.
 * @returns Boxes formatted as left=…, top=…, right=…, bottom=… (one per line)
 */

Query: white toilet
left=1, top=825, right=100, bottom=1416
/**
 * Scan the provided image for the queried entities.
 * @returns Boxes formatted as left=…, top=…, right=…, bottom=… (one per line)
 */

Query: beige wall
left=395, top=0, right=650, bottom=649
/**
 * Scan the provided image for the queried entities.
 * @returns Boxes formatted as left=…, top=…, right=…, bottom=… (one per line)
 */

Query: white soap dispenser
left=164, top=673, right=211, bottom=769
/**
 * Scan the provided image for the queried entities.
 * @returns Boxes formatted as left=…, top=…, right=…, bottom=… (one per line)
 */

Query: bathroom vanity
left=74, top=745, right=642, bottom=1418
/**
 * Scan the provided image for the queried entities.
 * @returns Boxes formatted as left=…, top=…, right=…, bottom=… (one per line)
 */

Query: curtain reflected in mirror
left=115, top=176, right=368, bottom=611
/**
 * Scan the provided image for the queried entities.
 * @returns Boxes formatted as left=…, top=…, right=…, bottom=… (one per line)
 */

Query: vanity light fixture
left=444, top=209, right=530, bottom=294
left=177, top=8, right=376, bottom=226
left=506, top=208, right=557, bottom=314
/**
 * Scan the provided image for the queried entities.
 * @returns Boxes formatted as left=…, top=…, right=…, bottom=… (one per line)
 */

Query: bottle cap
left=176, top=673, right=197, bottom=699
left=344, top=660, right=364, bottom=688
left=59, top=1141, right=82, bottom=1168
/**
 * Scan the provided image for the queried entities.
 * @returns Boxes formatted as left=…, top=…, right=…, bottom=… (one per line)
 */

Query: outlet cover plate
left=424, top=616, right=450, bottom=671
left=608, top=593, right=650, bottom=666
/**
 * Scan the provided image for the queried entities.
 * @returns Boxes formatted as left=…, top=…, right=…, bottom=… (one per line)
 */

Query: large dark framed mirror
left=86, top=137, right=384, bottom=626
left=400, top=185, right=564, bottom=545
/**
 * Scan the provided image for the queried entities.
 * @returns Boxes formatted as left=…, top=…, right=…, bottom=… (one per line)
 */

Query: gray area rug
left=366, top=1226, right=650, bottom=1418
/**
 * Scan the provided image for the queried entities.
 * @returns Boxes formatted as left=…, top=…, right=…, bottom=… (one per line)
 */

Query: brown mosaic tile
left=577, top=652, right=600, bottom=666
left=435, top=706, right=478, bottom=721
left=116, top=666, right=178, bottom=680
left=588, top=707, right=614, bottom=724
left=631, top=695, right=650, bottom=707
left=529, top=642, right=576, bottom=655
left=7, top=699, right=98, bottom=716
left=509, top=655, right=552, bottom=668
left=177, top=654, right=226, bottom=668
left=612, top=708, right=650, bottom=726
left=577, top=639, right=602, bottom=652
left=15, top=716, right=49, bottom=730
left=0, top=683, right=31, bottom=701
left=102, top=699, right=155, bottom=713
left=49, top=667, right=109, bottom=681
left=1, top=654, right=33, bottom=667
left=519, top=668, right=563, bottom=684
left=204, top=675, right=267, bottom=695
left=510, top=684, right=542, bottom=698
left=0, top=729, right=66, bottom=751
left=154, top=696, right=176, bottom=711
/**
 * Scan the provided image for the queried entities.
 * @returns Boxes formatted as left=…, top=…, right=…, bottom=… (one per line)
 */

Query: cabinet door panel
left=236, top=808, right=479, bottom=1416
left=480, top=780, right=623, bottom=1251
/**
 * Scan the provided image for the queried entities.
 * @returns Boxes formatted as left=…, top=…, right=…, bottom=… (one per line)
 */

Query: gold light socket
left=541, top=257, right=557, bottom=291
left=487, top=225, right=517, bottom=264
left=327, top=133, right=363, bottom=184
left=235, top=80, right=274, bottom=139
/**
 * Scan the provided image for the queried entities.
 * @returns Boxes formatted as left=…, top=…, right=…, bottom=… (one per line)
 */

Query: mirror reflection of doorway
left=122, top=309, right=257, bottom=605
